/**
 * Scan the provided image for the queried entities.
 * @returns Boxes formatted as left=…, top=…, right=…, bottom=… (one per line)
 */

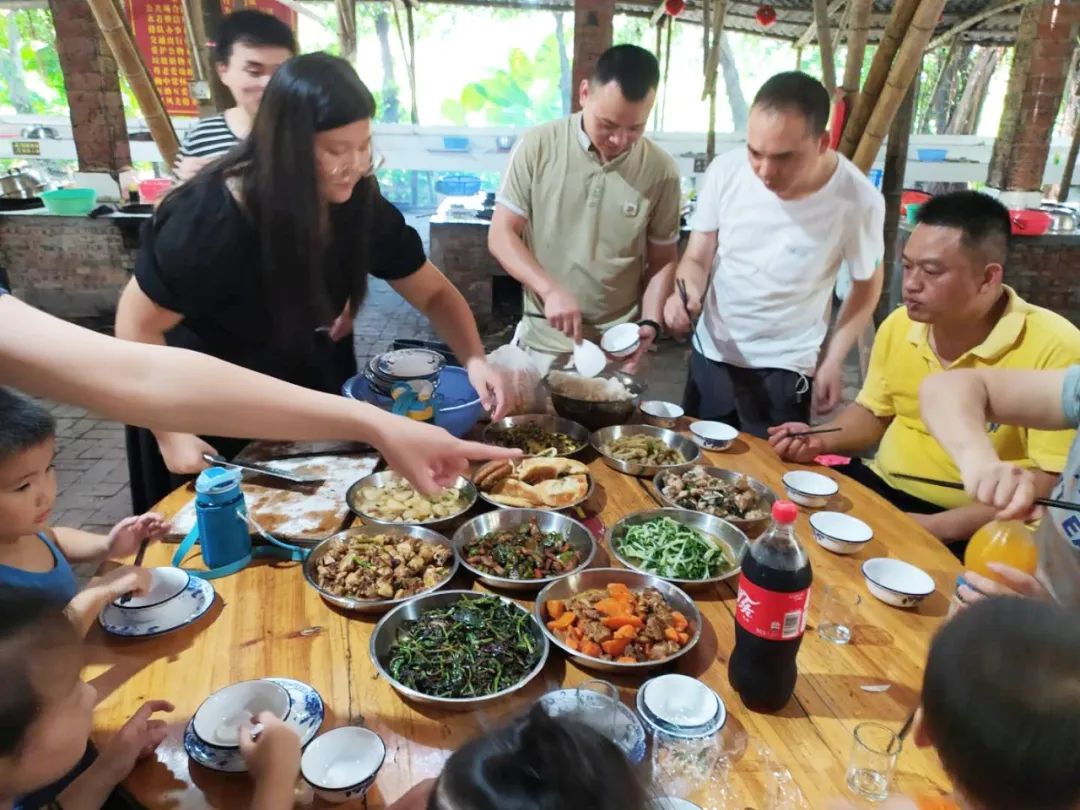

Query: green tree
left=441, top=27, right=568, bottom=127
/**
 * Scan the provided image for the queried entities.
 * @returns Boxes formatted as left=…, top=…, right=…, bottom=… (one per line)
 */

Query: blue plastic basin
left=342, top=365, right=485, bottom=438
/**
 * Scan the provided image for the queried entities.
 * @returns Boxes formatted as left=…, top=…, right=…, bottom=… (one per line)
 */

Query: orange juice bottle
left=964, top=520, right=1038, bottom=580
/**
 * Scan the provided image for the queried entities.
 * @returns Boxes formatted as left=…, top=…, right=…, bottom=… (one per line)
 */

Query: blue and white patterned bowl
left=184, top=678, right=324, bottom=773
left=301, top=726, right=386, bottom=803
left=99, top=575, right=214, bottom=638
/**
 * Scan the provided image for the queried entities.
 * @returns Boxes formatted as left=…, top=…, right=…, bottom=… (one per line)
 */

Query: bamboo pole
left=701, top=0, right=726, bottom=100
left=839, top=0, right=919, bottom=159
left=336, top=0, right=357, bottom=63
left=701, top=0, right=710, bottom=81
left=841, top=0, right=871, bottom=106
left=86, top=0, right=179, bottom=166
left=653, top=17, right=663, bottom=131
left=661, top=13, right=672, bottom=130
left=813, top=0, right=837, bottom=94
left=879, top=69, right=918, bottom=323
left=794, top=0, right=844, bottom=49
left=853, top=0, right=948, bottom=173
left=924, top=0, right=1038, bottom=52
left=1058, top=120, right=1080, bottom=203
left=832, top=0, right=851, bottom=56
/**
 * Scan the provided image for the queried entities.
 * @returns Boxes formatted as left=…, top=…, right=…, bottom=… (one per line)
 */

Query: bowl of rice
left=546, top=371, right=646, bottom=430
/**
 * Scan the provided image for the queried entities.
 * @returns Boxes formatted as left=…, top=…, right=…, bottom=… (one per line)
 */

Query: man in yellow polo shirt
left=768, top=190, right=1080, bottom=547
left=488, top=44, right=681, bottom=374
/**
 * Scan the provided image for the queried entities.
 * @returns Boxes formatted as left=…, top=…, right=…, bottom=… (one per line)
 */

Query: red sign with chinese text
left=124, top=0, right=297, bottom=118
left=220, top=0, right=296, bottom=28
left=124, top=0, right=200, bottom=116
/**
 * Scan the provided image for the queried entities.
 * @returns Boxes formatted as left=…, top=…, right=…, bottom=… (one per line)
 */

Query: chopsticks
left=676, top=279, right=694, bottom=323
left=893, top=472, right=1080, bottom=513
left=118, top=538, right=149, bottom=606
left=785, top=427, right=842, bottom=438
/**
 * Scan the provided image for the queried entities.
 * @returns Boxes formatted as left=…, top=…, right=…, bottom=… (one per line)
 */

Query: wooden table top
left=84, top=431, right=958, bottom=809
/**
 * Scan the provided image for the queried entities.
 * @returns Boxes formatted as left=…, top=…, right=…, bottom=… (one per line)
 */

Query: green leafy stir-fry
left=615, top=517, right=734, bottom=580
left=387, top=596, right=541, bottom=698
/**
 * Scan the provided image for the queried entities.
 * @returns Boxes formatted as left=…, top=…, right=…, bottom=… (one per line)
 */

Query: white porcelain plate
left=99, top=575, right=214, bottom=638
left=184, top=678, right=324, bottom=773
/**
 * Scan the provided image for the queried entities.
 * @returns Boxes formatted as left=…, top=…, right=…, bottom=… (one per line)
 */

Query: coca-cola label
left=735, top=576, right=810, bottom=641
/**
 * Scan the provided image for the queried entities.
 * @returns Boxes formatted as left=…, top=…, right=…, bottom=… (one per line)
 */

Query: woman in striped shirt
left=174, top=10, right=295, bottom=181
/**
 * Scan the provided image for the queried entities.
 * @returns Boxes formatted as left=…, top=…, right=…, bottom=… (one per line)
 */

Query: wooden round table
left=85, top=431, right=957, bottom=808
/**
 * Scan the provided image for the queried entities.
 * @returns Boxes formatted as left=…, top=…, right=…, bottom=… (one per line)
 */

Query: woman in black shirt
left=116, top=53, right=507, bottom=510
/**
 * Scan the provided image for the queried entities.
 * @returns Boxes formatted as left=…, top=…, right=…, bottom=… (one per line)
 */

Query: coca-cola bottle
left=728, top=500, right=812, bottom=712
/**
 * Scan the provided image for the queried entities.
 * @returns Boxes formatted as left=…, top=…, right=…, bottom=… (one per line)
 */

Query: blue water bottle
left=173, top=467, right=253, bottom=578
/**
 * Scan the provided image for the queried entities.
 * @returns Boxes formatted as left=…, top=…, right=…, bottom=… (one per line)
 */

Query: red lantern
left=665, top=0, right=685, bottom=16
left=755, top=4, right=777, bottom=26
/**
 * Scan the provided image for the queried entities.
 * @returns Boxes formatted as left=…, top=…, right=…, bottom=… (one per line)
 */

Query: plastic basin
left=40, top=188, right=97, bottom=216
left=139, top=178, right=173, bottom=203
left=342, top=365, right=485, bottom=438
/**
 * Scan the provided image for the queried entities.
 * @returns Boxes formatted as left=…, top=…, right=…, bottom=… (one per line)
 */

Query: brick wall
left=48, top=0, right=131, bottom=173
left=0, top=214, right=140, bottom=317
left=988, top=0, right=1080, bottom=192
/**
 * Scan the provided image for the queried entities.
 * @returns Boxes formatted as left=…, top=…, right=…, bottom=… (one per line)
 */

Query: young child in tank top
left=0, top=387, right=167, bottom=636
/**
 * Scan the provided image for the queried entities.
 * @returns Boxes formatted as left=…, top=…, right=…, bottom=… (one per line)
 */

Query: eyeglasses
left=326, top=140, right=386, bottom=180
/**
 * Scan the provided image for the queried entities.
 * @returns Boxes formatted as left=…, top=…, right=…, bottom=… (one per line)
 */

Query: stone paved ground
left=43, top=277, right=862, bottom=531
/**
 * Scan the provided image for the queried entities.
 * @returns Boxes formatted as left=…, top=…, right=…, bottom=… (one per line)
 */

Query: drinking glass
left=652, top=730, right=724, bottom=799
left=819, top=585, right=861, bottom=644
left=845, top=722, right=902, bottom=802
left=574, top=679, right=620, bottom=740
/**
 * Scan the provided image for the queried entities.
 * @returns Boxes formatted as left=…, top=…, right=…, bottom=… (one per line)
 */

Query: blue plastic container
left=435, top=173, right=481, bottom=196
left=442, top=136, right=471, bottom=151
left=916, top=148, right=948, bottom=162
left=342, top=365, right=485, bottom=438
left=40, top=188, right=97, bottom=216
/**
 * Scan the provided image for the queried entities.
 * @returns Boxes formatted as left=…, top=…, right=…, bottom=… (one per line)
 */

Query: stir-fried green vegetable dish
left=387, top=596, right=541, bottom=698
left=615, top=516, right=734, bottom=580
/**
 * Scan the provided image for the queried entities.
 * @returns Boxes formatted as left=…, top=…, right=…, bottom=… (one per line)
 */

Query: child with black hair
left=0, top=588, right=174, bottom=810
left=833, top=597, right=1080, bottom=810
left=0, top=387, right=167, bottom=635
left=373, top=704, right=649, bottom=810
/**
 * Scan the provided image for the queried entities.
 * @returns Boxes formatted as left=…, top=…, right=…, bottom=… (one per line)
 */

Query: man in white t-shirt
left=664, top=72, right=884, bottom=436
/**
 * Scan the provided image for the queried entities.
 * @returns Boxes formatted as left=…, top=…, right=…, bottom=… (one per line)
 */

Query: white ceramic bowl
left=641, top=674, right=723, bottom=731
left=640, top=400, right=684, bottom=428
left=600, top=323, right=641, bottom=358
left=862, top=558, right=935, bottom=608
left=110, top=566, right=191, bottom=624
left=193, top=680, right=292, bottom=749
left=650, top=800, right=703, bottom=810
left=301, top=726, right=386, bottom=803
left=688, top=421, right=738, bottom=451
left=809, top=512, right=873, bottom=555
left=782, top=470, right=839, bottom=508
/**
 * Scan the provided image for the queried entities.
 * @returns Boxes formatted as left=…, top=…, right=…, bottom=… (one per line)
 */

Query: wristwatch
left=637, top=319, right=662, bottom=338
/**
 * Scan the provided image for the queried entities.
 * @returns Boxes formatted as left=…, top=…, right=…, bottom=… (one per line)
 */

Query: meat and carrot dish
left=543, top=582, right=692, bottom=664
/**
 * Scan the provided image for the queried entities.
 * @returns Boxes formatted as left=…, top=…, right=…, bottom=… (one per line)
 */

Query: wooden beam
left=924, top=0, right=1038, bottom=52
left=854, top=0, right=948, bottom=172
left=841, top=0, right=872, bottom=100
left=832, top=0, right=851, bottom=55
left=794, top=0, right=843, bottom=49
left=649, top=0, right=665, bottom=27
left=839, top=0, right=919, bottom=158
left=85, top=0, right=179, bottom=166
left=813, top=0, right=837, bottom=93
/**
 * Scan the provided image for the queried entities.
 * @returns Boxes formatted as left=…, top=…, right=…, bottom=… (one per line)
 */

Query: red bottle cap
left=772, top=500, right=799, bottom=523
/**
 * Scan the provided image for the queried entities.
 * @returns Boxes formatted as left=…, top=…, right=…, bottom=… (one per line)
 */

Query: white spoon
left=572, top=338, right=607, bottom=378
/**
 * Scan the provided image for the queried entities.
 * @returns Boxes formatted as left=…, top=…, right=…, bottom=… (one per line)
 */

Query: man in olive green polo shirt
left=488, top=44, right=681, bottom=374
